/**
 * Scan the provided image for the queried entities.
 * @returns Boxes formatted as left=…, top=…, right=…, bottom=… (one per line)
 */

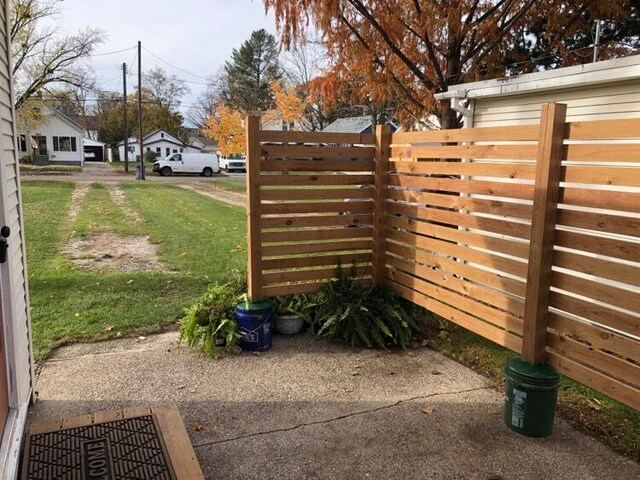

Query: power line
left=142, top=47, right=210, bottom=81
left=88, top=46, right=137, bottom=58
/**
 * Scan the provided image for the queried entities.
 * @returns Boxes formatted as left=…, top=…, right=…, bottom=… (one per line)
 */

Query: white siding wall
left=25, top=113, right=84, bottom=165
left=471, top=80, right=640, bottom=126
left=118, top=139, right=184, bottom=161
left=0, top=0, right=33, bottom=408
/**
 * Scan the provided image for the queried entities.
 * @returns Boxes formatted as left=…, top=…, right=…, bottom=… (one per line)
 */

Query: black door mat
left=21, top=404, right=204, bottom=480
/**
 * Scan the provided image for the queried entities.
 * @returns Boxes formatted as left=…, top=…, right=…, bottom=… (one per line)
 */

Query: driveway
left=29, top=332, right=639, bottom=480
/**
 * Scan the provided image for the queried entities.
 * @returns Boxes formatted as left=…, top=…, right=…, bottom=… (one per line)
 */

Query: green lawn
left=212, top=178, right=246, bottom=194
left=20, top=164, right=82, bottom=174
left=22, top=180, right=246, bottom=361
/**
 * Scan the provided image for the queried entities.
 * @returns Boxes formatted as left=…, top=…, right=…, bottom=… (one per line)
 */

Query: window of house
left=180, top=148, right=184, bottom=153
left=156, top=147, right=161, bottom=157
left=147, top=147, right=151, bottom=152
left=173, top=148, right=177, bottom=153
left=52, top=136, right=77, bottom=152
left=18, top=135, right=27, bottom=152
left=166, top=147, right=170, bottom=157
left=161, top=132, right=165, bottom=138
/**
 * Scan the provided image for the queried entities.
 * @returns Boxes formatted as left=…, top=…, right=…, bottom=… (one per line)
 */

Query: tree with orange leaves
left=264, top=0, right=637, bottom=128
left=203, top=105, right=245, bottom=156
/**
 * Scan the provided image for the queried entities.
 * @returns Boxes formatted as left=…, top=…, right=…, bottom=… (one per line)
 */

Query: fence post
left=373, top=124, right=392, bottom=285
left=522, top=102, right=567, bottom=364
left=246, top=115, right=263, bottom=301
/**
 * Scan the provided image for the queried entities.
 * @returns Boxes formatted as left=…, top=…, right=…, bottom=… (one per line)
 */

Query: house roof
left=117, top=129, right=185, bottom=147
left=322, top=116, right=373, bottom=133
left=84, top=138, right=106, bottom=147
left=50, top=108, right=85, bottom=132
left=435, top=54, right=640, bottom=101
left=71, top=115, right=99, bottom=131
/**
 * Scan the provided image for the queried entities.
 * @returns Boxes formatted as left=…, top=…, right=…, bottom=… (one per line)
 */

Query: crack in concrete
left=192, top=385, right=490, bottom=449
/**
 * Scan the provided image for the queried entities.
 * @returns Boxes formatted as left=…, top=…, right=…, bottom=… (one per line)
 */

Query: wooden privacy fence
left=245, top=104, right=640, bottom=410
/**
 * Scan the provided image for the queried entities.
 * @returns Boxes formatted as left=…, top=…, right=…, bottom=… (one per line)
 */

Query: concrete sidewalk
left=29, top=332, right=639, bottom=480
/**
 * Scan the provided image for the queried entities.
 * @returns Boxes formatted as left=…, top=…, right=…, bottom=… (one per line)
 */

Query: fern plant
left=311, top=264, right=422, bottom=349
left=179, top=274, right=246, bottom=357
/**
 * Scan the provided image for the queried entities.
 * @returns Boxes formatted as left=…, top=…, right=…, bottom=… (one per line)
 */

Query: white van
left=153, top=152, right=220, bottom=177
left=219, top=155, right=246, bottom=173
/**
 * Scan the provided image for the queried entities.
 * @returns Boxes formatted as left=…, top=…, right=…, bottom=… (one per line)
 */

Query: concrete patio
left=29, top=332, right=639, bottom=480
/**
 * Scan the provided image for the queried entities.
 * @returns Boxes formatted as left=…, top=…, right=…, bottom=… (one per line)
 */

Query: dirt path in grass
left=67, top=182, right=91, bottom=225
left=172, top=182, right=246, bottom=208
left=63, top=182, right=166, bottom=272
left=105, top=182, right=143, bottom=224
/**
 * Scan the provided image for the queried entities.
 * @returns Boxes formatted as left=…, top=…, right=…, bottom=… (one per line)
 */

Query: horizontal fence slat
left=262, top=227, right=373, bottom=243
left=388, top=202, right=530, bottom=240
left=263, top=265, right=372, bottom=285
left=390, top=281, right=522, bottom=353
left=261, top=188, right=373, bottom=201
left=386, top=189, right=533, bottom=219
left=546, top=352, right=640, bottom=411
left=259, top=174, right=374, bottom=186
left=550, top=292, right=639, bottom=337
left=555, top=230, right=640, bottom=263
left=387, top=229, right=528, bottom=278
left=262, top=201, right=372, bottom=215
left=556, top=209, right=640, bottom=237
left=560, top=188, right=639, bottom=214
left=386, top=215, right=530, bottom=259
left=391, top=124, right=540, bottom=143
left=552, top=271, right=640, bottom=314
left=387, top=242, right=526, bottom=298
left=546, top=332, right=640, bottom=389
left=564, top=144, right=640, bottom=162
left=389, top=269, right=524, bottom=335
left=389, top=161, right=536, bottom=179
left=389, top=175, right=534, bottom=200
left=261, top=253, right=371, bottom=271
left=262, top=282, right=327, bottom=297
left=261, top=159, right=375, bottom=172
left=263, top=239, right=373, bottom=257
left=391, top=145, right=538, bottom=160
left=264, top=145, right=376, bottom=159
left=567, top=118, right=640, bottom=139
left=562, top=166, right=640, bottom=187
left=547, top=313, right=640, bottom=364
left=387, top=255, right=525, bottom=317
left=261, top=214, right=373, bottom=229
left=553, top=250, right=640, bottom=288
left=260, top=130, right=376, bottom=144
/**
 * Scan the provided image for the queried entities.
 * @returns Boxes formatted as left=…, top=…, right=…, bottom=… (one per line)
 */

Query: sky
left=53, top=0, right=281, bottom=124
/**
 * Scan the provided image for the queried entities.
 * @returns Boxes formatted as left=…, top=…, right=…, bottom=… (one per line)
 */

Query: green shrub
left=310, top=265, right=422, bottom=349
left=144, top=151, right=158, bottom=163
left=20, top=155, right=33, bottom=164
left=272, top=294, right=316, bottom=323
left=179, top=274, right=247, bottom=357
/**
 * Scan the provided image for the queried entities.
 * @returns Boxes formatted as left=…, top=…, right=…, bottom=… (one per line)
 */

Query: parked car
left=153, top=152, right=220, bottom=177
left=220, top=155, right=246, bottom=173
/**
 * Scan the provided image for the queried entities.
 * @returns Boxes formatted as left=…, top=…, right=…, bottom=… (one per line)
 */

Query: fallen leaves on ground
left=422, top=406, right=435, bottom=415
left=432, top=369, right=442, bottom=375
left=192, top=422, right=204, bottom=432
left=104, top=325, right=114, bottom=332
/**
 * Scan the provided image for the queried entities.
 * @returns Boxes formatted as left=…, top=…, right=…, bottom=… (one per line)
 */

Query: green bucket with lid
left=504, top=357, right=562, bottom=438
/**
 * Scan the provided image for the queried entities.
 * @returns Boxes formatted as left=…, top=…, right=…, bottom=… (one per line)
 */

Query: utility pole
left=137, top=40, right=145, bottom=180
left=593, top=19, right=602, bottom=63
left=122, top=63, right=129, bottom=173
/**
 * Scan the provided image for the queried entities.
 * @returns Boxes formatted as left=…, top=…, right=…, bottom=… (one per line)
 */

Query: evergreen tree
left=223, top=29, right=280, bottom=113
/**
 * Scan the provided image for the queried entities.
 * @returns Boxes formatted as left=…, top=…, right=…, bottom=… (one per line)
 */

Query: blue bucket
left=236, top=300, right=273, bottom=351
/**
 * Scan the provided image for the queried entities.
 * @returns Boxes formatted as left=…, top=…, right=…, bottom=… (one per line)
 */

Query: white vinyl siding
left=471, top=80, right=640, bottom=127
left=0, top=0, right=33, bottom=412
